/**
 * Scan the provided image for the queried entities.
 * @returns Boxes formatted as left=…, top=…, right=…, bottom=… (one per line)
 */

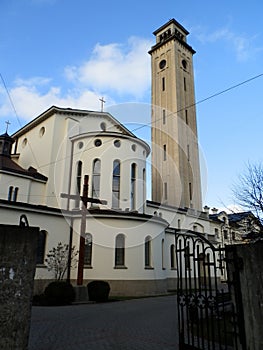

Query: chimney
left=211, top=207, right=218, bottom=215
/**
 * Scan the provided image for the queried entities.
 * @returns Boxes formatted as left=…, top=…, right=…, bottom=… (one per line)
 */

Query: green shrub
left=87, top=280, right=110, bottom=302
left=44, top=281, right=75, bottom=305
left=32, top=293, right=50, bottom=306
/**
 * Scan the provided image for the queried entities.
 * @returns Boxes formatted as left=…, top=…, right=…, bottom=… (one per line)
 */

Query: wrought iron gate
left=175, top=231, right=244, bottom=350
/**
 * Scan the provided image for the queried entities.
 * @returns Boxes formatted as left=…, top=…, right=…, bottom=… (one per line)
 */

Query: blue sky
left=1, top=0, right=263, bottom=211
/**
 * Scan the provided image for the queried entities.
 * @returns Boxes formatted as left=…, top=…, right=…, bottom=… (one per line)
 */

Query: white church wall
left=0, top=173, right=46, bottom=204
left=69, top=132, right=148, bottom=213
left=146, top=202, right=211, bottom=234
left=70, top=215, right=168, bottom=282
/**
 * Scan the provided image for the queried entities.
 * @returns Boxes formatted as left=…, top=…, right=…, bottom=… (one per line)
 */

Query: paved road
left=29, top=295, right=179, bottom=350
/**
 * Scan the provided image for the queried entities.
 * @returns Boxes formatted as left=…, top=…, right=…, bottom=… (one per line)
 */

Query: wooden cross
left=99, top=97, right=106, bottom=112
left=61, top=175, right=107, bottom=285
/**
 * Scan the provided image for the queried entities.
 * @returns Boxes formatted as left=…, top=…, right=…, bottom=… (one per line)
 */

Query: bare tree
left=45, top=242, right=78, bottom=280
left=233, top=162, right=263, bottom=225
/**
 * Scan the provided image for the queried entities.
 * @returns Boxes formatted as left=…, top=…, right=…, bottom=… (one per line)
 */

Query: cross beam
left=61, top=193, right=107, bottom=206
left=99, top=97, right=106, bottom=112
left=61, top=175, right=107, bottom=285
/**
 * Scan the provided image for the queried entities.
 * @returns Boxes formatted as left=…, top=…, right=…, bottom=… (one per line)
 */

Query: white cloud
left=194, top=26, right=262, bottom=62
left=0, top=36, right=152, bottom=122
left=65, top=36, right=153, bottom=97
left=0, top=83, right=108, bottom=121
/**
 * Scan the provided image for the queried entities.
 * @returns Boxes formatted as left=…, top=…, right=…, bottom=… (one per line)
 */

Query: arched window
left=112, top=160, right=120, bottom=209
left=36, top=230, right=47, bottom=264
left=92, top=159, right=101, bottom=199
left=170, top=244, right=176, bottom=269
left=142, top=168, right=146, bottom=213
left=8, top=186, right=13, bottom=201
left=115, top=234, right=125, bottom=267
left=75, top=161, right=82, bottom=207
left=145, top=236, right=152, bottom=268
left=131, top=163, right=136, bottom=210
left=84, top=233, right=92, bottom=266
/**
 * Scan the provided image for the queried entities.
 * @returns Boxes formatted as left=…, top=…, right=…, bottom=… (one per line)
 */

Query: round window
left=78, top=141, right=84, bottom=149
left=114, top=140, right=121, bottom=148
left=39, top=126, right=45, bottom=137
left=100, top=122, right=106, bottom=131
left=182, top=59, right=187, bottom=69
left=159, top=59, right=166, bottom=69
left=94, top=139, right=102, bottom=147
left=22, top=138, right=27, bottom=148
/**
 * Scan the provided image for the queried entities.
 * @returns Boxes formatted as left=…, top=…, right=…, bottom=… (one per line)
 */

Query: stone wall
left=226, top=241, right=263, bottom=350
left=0, top=224, right=39, bottom=350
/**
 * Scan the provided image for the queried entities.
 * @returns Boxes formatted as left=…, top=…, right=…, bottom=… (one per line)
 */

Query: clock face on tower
left=159, top=59, right=166, bottom=69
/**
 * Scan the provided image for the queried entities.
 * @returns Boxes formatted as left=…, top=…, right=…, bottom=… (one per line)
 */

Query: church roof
left=12, top=105, right=137, bottom=139
left=0, top=155, right=48, bottom=181
left=228, top=211, right=254, bottom=223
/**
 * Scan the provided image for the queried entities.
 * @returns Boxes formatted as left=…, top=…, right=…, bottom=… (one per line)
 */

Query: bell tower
left=149, top=19, right=202, bottom=210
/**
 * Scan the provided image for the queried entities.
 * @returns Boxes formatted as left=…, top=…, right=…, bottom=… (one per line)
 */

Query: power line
left=1, top=72, right=263, bottom=172
left=40, top=71, right=263, bottom=169
left=0, top=73, right=41, bottom=169
left=0, top=73, right=21, bottom=126
left=131, top=72, right=263, bottom=134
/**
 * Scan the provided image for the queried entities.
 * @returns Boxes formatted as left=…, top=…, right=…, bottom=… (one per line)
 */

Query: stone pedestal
left=74, top=285, right=89, bottom=303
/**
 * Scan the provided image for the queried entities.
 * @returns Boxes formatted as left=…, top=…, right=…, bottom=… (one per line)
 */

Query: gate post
left=0, top=222, right=39, bottom=349
left=226, top=242, right=263, bottom=350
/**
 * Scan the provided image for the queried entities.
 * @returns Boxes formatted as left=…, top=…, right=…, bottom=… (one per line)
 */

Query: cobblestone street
left=29, top=295, right=179, bottom=350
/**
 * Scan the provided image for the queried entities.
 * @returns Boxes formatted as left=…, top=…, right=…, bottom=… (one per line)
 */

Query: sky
left=1, top=0, right=263, bottom=212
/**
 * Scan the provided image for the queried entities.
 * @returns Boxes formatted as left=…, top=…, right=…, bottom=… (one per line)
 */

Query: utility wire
left=1, top=72, right=263, bottom=171
left=0, top=73, right=41, bottom=168
left=41, top=71, right=263, bottom=169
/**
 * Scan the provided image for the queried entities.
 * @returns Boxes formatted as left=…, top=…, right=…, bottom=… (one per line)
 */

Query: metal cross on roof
left=5, top=120, right=10, bottom=133
left=99, top=97, right=106, bottom=112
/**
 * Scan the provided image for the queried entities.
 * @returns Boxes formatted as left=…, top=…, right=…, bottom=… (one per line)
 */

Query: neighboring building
left=0, top=19, right=254, bottom=296
left=210, top=209, right=262, bottom=245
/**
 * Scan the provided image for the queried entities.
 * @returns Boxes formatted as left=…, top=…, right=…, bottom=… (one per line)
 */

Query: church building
left=0, top=19, right=229, bottom=296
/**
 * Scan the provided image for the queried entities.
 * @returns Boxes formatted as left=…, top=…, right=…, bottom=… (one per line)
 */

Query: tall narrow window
left=162, top=238, right=165, bottom=269
left=13, top=187, right=18, bottom=202
left=115, top=234, right=125, bottom=267
left=84, top=233, right=92, bottom=266
left=163, top=144, right=167, bottom=161
left=131, top=163, right=136, bottom=210
left=36, top=230, right=47, bottom=264
left=184, top=77, right=187, bottom=91
left=185, top=109, right=188, bottom=125
left=189, top=182, right=192, bottom=202
left=170, top=244, right=176, bottom=269
left=92, top=159, right=101, bottom=199
left=75, top=161, right=82, bottom=207
left=163, top=109, right=166, bottom=124
left=142, top=168, right=146, bottom=213
left=145, top=236, right=152, bottom=267
left=164, top=182, right=168, bottom=200
left=187, top=144, right=190, bottom=161
left=112, top=160, right=120, bottom=209
left=162, top=77, right=165, bottom=91
left=8, top=186, right=13, bottom=201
